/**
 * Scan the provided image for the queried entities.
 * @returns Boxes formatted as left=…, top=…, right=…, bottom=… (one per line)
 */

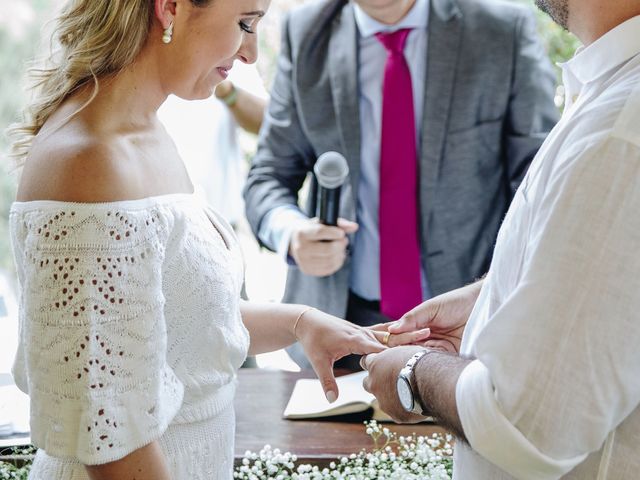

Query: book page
left=284, top=371, right=375, bottom=419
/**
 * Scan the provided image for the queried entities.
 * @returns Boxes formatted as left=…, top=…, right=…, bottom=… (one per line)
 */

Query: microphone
left=314, top=151, right=349, bottom=226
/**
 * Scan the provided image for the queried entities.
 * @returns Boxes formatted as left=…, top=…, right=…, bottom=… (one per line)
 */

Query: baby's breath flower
left=234, top=421, right=453, bottom=480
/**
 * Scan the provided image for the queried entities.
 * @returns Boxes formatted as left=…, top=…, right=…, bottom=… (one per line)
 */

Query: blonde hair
left=7, top=0, right=210, bottom=168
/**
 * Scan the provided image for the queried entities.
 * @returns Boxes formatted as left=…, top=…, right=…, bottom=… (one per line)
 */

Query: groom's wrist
left=414, top=351, right=470, bottom=440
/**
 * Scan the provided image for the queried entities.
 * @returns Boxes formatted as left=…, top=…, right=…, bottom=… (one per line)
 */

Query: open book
left=283, top=370, right=440, bottom=422
left=284, top=371, right=391, bottom=421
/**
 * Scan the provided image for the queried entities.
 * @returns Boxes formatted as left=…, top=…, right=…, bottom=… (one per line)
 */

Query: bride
left=6, top=0, right=429, bottom=479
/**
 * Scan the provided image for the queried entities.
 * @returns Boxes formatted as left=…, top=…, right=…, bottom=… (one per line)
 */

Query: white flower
left=234, top=421, right=453, bottom=480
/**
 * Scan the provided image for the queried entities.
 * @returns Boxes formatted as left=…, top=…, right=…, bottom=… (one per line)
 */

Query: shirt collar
left=560, top=15, right=640, bottom=86
left=353, top=0, right=430, bottom=39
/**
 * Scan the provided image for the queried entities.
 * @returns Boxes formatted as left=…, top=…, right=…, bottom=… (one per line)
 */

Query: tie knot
left=376, top=28, right=411, bottom=54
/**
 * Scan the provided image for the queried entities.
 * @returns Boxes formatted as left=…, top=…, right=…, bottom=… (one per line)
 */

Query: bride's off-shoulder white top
left=9, top=193, right=249, bottom=468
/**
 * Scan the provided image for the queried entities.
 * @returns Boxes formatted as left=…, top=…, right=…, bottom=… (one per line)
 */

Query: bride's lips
left=217, top=66, right=232, bottom=79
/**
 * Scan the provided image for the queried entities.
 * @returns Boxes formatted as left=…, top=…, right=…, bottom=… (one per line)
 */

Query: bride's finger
left=371, top=329, right=393, bottom=346
left=348, top=331, right=387, bottom=354
left=368, top=321, right=396, bottom=332
left=308, top=356, right=340, bottom=403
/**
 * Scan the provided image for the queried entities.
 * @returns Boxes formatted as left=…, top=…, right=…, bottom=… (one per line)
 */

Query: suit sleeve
left=243, top=13, right=316, bottom=251
left=502, top=10, right=559, bottom=198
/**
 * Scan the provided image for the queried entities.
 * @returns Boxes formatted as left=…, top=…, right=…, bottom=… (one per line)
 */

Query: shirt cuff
left=456, top=359, right=587, bottom=480
left=258, top=206, right=309, bottom=262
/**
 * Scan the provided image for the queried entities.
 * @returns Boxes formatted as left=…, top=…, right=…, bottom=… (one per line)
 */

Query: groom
left=363, top=0, right=640, bottom=478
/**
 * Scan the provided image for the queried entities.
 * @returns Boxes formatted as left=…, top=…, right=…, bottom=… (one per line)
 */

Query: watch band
left=400, top=350, right=429, bottom=415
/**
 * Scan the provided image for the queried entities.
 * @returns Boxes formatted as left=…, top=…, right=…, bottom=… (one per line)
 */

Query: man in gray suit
left=244, top=0, right=558, bottom=368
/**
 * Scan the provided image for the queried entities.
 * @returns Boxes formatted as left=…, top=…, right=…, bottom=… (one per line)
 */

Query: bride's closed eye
left=239, top=19, right=256, bottom=34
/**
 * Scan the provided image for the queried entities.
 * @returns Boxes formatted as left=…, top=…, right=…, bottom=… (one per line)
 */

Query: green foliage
left=0, top=460, right=31, bottom=480
left=533, top=12, right=581, bottom=66
left=1, top=2, right=56, bottom=278
left=515, top=0, right=581, bottom=80
left=0, top=446, right=35, bottom=479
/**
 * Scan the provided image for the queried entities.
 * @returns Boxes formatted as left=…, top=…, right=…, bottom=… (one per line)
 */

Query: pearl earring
left=162, top=22, right=174, bottom=44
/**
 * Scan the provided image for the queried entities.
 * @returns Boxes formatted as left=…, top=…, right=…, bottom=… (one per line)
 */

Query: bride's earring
left=162, top=22, right=174, bottom=44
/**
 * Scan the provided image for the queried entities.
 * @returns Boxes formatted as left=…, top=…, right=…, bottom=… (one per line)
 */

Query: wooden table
left=235, top=369, right=447, bottom=466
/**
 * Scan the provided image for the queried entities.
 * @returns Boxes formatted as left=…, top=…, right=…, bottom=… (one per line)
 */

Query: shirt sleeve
left=258, top=205, right=309, bottom=260
left=17, top=206, right=184, bottom=465
left=456, top=136, right=640, bottom=479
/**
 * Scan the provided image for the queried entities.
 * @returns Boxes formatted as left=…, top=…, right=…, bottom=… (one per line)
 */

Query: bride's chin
left=176, top=84, right=218, bottom=101
left=172, top=75, right=221, bottom=101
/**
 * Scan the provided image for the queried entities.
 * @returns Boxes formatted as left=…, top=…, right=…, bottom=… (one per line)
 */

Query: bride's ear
left=154, top=0, right=178, bottom=31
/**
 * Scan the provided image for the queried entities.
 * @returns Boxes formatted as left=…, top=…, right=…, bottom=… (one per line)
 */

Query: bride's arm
left=85, top=442, right=171, bottom=480
left=240, top=300, right=309, bottom=356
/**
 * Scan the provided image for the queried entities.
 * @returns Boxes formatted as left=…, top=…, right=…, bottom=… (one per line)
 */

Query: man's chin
left=534, top=0, right=570, bottom=30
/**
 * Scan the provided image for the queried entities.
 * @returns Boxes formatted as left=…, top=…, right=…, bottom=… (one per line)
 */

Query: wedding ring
left=382, top=331, right=391, bottom=346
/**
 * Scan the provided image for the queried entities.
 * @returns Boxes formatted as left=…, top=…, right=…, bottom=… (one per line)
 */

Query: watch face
left=396, top=376, right=414, bottom=411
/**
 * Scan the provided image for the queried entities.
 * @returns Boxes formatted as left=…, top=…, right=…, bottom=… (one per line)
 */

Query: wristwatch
left=396, top=350, right=429, bottom=415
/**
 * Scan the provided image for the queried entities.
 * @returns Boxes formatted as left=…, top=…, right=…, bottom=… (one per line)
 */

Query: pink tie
left=376, top=29, right=422, bottom=319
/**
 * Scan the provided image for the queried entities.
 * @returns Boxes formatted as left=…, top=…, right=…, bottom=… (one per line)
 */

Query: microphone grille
left=314, top=152, right=349, bottom=189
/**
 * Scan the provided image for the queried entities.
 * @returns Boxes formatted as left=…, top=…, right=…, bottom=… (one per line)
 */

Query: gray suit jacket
left=244, top=0, right=558, bottom=321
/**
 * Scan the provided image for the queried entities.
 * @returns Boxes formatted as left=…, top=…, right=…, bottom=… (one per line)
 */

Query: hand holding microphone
left=314, top=151, right=349, bottom=226
left=288, top=152, right=358, bottom=277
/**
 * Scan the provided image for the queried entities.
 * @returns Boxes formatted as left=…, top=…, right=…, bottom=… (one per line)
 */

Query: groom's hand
left=361, top=346, right=428, bottom=424
left=387, top=281, right=483, bottom=353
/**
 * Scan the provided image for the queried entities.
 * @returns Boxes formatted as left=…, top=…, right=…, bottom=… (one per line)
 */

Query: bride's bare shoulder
left=16, top=124, right=137, bottom=203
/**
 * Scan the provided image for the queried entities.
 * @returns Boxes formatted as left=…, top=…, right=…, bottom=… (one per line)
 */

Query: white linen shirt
left=455, top=16, right=640, bottom=480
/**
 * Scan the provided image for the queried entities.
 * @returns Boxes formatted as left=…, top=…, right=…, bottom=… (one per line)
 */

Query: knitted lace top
left=9, top=193, right=249, bottom=465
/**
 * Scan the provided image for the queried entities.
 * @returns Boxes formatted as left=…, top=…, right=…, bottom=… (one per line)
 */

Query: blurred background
left=0, top=0, right=579, bottom=373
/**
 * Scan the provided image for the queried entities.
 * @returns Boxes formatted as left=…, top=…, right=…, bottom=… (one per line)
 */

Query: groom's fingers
left=361, top=353, right=377, bottom=371
left=388, top=301, right=437, bottom=334
left=387, top=328, right=431, bottom=347
left=361, top=354, right=378, bottom=393
left=362, top=373, right=371, bottom=393
left=359, top=355, right=368, bottom=371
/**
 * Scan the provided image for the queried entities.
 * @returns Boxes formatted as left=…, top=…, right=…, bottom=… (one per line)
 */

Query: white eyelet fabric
left=9, top=194, right=249, bottom=478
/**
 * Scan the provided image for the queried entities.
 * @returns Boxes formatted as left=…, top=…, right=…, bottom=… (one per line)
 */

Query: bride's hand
left=295, top=309, right=431, bottom=403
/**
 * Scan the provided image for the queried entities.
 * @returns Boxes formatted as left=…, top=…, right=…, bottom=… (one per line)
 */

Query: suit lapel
left=329, top=3, right=361, bottom=203
left=420, top=0, right=462, bottom=218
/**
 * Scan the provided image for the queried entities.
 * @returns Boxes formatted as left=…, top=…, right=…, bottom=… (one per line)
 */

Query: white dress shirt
left=258, top=0, right=430, bottom=302
left=455, top=16, right=640, bottom=480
